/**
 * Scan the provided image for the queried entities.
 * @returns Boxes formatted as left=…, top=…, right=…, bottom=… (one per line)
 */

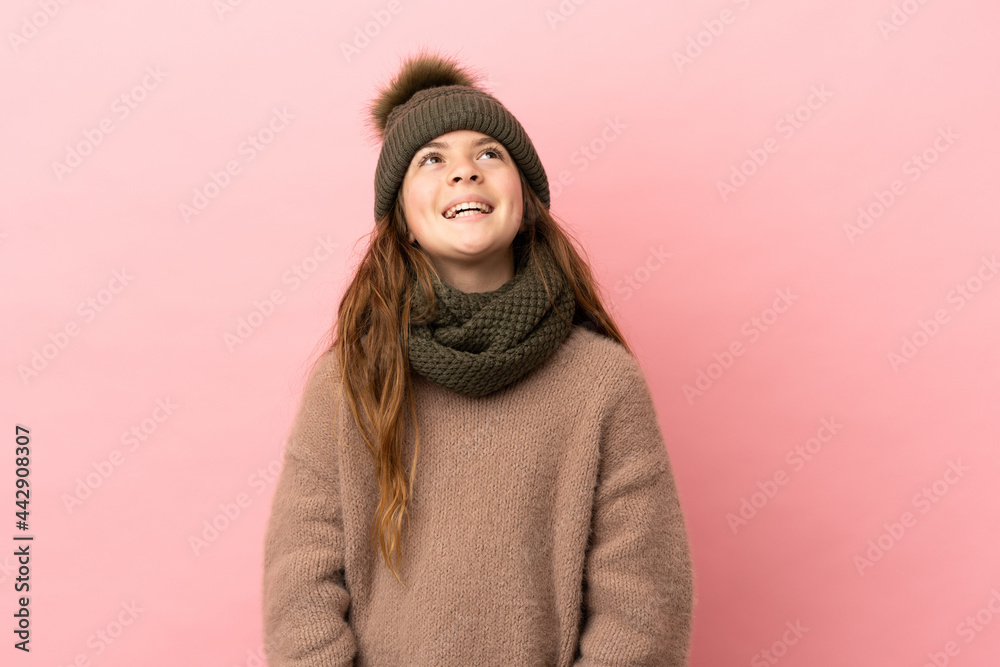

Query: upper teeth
left=444, top=202, right=493, bottom=219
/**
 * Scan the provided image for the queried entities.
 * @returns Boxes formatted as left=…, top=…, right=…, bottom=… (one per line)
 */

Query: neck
left=433, top=244, right=517, bottom=293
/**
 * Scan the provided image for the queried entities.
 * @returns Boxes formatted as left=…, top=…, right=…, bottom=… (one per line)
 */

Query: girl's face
left=400, top=129, right=524, bottom=292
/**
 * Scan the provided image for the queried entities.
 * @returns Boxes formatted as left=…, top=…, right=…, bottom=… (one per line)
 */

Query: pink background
left=3, top=0, right=999, bottom=665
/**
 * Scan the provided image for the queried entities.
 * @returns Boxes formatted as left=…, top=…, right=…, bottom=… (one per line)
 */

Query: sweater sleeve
left=574, top=361, right=695, bottom=666
left=261, top=352, right=357, bottom=666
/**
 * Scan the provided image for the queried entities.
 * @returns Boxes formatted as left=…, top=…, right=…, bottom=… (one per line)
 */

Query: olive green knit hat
left=366, top=50, right=550, bottom=221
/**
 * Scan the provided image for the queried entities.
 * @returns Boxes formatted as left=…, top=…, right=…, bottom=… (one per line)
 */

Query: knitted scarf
left=408, top=242, right=577, bottom=398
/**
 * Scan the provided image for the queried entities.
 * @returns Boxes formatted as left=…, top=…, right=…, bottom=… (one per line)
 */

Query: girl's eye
left=481, top=144, right=506, bottom=160
left=417, top=146, right=505, bottom=167
left=416, top=152, right=443, bottom=167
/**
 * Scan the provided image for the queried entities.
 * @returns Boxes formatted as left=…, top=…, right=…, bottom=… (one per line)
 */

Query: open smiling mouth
left=442, top=202, right=495, bottom=219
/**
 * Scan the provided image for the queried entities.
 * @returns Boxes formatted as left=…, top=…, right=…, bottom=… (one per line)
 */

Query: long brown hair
left=319, top=169, right=632, bottom=583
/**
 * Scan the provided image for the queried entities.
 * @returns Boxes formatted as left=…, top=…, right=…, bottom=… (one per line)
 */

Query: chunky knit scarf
left=408, top=243, right=577, bottom=398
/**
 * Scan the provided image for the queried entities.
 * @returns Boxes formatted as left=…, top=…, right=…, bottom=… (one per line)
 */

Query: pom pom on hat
left=366, top=49, right=483, bottom=142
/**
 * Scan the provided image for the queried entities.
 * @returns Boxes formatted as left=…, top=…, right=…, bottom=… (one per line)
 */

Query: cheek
left=509, top=189, right=523, bottom=214
left=403, top=181, right=434, bottom=216
left=507, top=180, right=524, bottom=217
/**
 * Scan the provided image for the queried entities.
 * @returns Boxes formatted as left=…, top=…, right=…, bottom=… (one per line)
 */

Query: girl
left=261, top=49, right=694, bottom=666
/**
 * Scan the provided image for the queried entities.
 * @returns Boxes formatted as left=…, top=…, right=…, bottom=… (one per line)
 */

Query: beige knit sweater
left=261, top=326, right=694, bottom=666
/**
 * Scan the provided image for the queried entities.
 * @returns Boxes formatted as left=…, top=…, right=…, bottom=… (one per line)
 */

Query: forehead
left=416, top=129, right=501, bottom=153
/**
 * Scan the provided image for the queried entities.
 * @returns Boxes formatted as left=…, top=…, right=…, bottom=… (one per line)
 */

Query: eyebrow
left=416, top=136, right=501, bottom=153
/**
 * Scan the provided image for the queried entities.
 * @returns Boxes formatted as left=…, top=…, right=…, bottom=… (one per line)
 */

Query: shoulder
left=302, top=348, right=340, bottom=390
left=546, top=326, right=651, bottom=403
left=293, top=348, right=345, bottom=420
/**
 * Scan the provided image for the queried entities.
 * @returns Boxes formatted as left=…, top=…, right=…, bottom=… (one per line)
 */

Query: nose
left=448, top=154, right=481, bottom=184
